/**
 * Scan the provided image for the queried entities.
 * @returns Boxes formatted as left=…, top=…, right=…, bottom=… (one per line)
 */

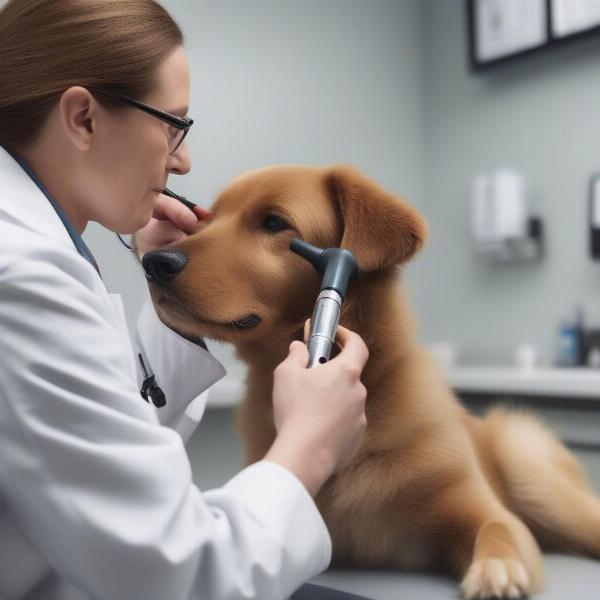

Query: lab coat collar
left=0, top=145, right=84, bottom=254
left=8, top=148, right=101, bottom=274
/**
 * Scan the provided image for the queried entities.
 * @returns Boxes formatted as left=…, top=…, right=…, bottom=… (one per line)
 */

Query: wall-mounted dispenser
left=471, top=168, right=543, bottom=262
left=589, top=174, right=600, bottom=260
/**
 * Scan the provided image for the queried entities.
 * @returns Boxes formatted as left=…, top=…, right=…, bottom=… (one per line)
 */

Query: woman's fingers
left=303, top=319, right=369, bottom=370
left=332, top=325, right=369, bottom=371
left=192, top=204, right=212, bottom=222
left=152, top=193, right=211, bottom=234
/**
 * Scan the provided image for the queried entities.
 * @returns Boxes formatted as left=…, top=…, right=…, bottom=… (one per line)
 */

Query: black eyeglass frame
left=87, top=87, right=194, bottom=155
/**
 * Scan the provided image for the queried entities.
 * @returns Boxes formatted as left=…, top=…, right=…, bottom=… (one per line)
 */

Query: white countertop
left=449, top=366, right=600, bottom=400
left=206, top=366, right=600, bottom=408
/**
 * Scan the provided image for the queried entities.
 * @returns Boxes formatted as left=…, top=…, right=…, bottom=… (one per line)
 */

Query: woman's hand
left=132, top=192, right=212, bottom=259
left=265, top=323, right=369, bottom=497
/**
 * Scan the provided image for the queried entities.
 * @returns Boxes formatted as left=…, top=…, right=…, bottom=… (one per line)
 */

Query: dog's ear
left=324, top=164, right=428, bottom=272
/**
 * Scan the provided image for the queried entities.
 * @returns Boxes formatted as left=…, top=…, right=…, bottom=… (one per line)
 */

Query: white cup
left=515, top=343, right=539, bottom=370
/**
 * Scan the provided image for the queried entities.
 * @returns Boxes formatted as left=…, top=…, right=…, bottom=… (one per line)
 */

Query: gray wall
left=417, top=1, right=600, bottom=366
left=83, top=0, right=426, bottom=373
left=84, top=0, right=600, bottom=369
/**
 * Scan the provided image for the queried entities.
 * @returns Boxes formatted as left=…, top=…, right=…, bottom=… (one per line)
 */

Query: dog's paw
left=460, top=558, right=530, bottom=599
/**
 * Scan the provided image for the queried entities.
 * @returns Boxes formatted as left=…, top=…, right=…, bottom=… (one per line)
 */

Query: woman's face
left=85, top=46, right=191, bottom=233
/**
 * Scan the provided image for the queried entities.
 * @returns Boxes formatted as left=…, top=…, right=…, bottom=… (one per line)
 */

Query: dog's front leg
left=434, top=480, right=543, bottom=599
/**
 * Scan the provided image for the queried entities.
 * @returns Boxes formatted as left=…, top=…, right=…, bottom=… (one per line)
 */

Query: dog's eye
left=262, top=214, right=291, bottom=233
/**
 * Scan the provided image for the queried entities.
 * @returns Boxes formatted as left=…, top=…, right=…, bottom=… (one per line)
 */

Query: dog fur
left=147, top=164, right=600, bottom=599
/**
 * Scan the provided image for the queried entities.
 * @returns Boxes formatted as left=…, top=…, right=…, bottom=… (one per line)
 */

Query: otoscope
left=290, top=239, right=359, bottom=368
left=161, top=186, right=198, bottom=211
left=116, top=187, right=199, bottom=250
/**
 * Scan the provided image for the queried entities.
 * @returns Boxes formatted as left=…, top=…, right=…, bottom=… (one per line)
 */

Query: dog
left=143, top=164, right=600, bottom=599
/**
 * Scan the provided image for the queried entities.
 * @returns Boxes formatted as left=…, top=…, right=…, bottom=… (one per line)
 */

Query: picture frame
left=468, top=0, right=600, bottom=71
left=550, top=0, right=600, bottom=38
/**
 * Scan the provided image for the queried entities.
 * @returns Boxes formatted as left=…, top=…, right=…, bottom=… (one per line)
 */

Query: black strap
left=137, top=353, right=166, bottom=408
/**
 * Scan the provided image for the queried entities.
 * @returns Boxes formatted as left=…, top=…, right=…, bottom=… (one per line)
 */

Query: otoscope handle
left=307, top=289, right=342, bottom=368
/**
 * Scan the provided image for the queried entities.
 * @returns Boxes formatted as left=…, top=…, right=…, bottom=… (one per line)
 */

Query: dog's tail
left=479, top=406, right=600, bottom=556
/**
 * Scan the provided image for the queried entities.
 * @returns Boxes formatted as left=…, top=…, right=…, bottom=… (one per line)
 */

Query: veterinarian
left=0, top=1, right=371, bottom=599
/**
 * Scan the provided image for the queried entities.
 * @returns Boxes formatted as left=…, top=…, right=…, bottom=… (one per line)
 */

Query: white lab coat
left=0, top=146, right=331, bottom=600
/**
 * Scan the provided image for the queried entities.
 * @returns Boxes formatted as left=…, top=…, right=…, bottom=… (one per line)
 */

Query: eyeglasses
left=87, top=87, right=194, bottom=155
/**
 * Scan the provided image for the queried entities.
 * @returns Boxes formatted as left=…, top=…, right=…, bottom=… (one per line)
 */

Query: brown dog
left=145, top=164, right=600, bottom=599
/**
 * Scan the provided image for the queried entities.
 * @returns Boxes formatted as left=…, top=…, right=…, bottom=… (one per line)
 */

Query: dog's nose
left=142, top=249, right=188, bottom=283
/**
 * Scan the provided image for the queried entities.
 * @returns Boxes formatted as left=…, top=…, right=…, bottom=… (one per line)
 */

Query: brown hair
left=0, top=0, right=183, bottom=152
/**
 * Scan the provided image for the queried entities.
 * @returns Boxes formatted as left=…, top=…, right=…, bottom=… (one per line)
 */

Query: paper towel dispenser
left=471, top=168, right=543, bottom=262
left=590, top=174, right=600, bottom=260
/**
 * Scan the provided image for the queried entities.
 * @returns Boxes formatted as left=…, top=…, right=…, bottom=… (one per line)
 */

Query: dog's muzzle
left=142, top=249, right=188, bottom=284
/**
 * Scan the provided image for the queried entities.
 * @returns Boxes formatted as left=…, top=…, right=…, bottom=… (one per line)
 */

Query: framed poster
left=468, top=0, right=600, bottom=71
left=551, top=0, right=600, bottom=38
left=469, top=0, right=548, bottom=67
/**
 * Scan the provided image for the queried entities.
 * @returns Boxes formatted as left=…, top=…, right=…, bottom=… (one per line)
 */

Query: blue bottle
left=557, top=308, right=584, bottom=367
